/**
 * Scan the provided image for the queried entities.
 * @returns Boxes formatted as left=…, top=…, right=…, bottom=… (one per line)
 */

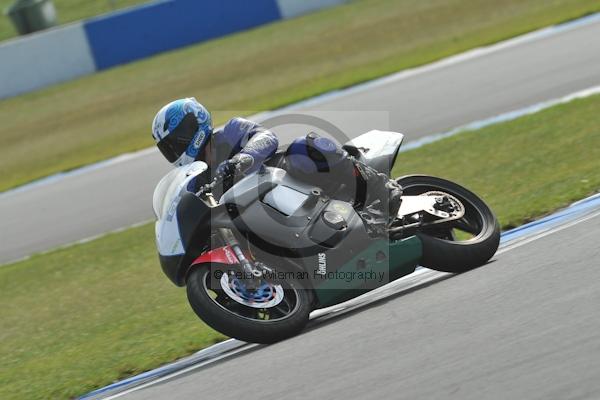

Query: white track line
left=400, top=85, right=600, bottom=152
left=99, top=344, right=261, bottom=400
left=2, top=218, right=155, bottom=266
left=267, top=12, right=600, bottom=113
left=497, top=209, right=600, bottom=255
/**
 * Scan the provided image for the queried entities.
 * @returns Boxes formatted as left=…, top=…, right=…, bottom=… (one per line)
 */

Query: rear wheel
left=395, top=175, right=500, bottom=273
left=186, top=264, right=313, bottom=343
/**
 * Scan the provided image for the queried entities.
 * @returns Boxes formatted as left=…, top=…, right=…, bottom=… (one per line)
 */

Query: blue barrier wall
left=0, top=0, right=346, bottom=99
left=84, top=0, right=281, bottom=70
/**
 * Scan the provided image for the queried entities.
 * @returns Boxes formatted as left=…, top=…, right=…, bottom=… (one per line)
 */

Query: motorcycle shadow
left=303, top=268, right=457, bottom=333
left=302, top=258, right=498, bottom=335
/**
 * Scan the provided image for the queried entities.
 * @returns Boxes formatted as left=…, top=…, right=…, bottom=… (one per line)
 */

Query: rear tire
left=395, top=175, right=500, bottom=273
left=186, top=266, right=313, bottom=344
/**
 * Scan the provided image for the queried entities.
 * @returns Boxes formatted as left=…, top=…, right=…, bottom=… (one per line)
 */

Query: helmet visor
left=156, top=113, right=200, bottom=163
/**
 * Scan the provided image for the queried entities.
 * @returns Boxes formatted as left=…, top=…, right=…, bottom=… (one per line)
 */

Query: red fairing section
left=191, top=246, right=240, bottom=266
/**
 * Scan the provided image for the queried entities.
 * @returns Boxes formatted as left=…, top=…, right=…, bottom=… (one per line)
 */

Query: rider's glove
left=216, top=153, right=255, bottom=177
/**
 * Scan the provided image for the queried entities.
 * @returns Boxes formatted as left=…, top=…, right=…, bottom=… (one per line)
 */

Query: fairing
left=191, top=246, right=252, bottom=266
left=153, top=161, right=208, bottom=257
left=344, top=130, right=404, bottom=175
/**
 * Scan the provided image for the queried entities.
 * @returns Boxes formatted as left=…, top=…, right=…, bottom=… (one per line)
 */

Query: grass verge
left=1, top=92, right=599, bottom=400
left=0, top=223, right=227, bottom=400
left=392, top=95, right=600, bottom=228
left=1, top=0, right=600, bottom=192
left=0, top=0, right=149, bottom=42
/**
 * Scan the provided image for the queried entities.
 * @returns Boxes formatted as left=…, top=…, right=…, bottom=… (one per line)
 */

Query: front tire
left=395, top=175, right=500, bottom=273
left=186, top=266, right=313, bottom=344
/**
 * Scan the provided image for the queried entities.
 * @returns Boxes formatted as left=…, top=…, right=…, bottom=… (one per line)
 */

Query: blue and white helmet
left=152, top=98, right=212, bottom=166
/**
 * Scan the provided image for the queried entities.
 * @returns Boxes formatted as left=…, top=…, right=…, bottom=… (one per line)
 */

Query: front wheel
left=186, top=265, right=313, bottom=344
left=395, top=175, right=500, bottom=273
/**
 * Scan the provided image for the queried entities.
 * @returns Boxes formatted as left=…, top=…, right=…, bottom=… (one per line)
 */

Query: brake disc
left=220, top=273, right=285, bottom=309
left=421, top=191, right=465, bottom=222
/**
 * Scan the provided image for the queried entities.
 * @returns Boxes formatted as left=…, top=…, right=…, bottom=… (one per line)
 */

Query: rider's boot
left=352, top=160, right=402, bottom=233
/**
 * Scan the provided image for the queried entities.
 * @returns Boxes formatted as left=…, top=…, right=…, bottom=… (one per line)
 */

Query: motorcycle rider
left=151, top=98, right=401, bottom=229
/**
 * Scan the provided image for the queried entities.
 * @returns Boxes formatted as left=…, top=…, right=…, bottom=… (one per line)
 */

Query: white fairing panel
left=153, top=161, right=208, bottom=256
left=346, top=130, right=404, bottom=174
left=347, top=130, right=404, bottom=155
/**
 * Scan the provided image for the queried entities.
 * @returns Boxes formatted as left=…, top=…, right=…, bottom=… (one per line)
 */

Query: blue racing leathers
left=207, top=117, right=278, bottom=176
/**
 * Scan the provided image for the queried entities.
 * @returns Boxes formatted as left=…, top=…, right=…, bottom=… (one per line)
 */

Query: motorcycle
left=153, top=130, right=500, bottom=343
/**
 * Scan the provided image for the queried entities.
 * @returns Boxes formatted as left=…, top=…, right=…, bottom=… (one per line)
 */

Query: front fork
left=204, top=193, right=263, bottom=279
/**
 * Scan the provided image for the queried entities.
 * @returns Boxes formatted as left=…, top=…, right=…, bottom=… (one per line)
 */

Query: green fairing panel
left=314, top=235, right=423, bottom=307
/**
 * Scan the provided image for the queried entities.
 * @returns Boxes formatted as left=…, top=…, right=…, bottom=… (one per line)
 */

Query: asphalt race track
left=1, top=16, right=600, bottom=264
left=117, top=208, right=600, bottom=400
